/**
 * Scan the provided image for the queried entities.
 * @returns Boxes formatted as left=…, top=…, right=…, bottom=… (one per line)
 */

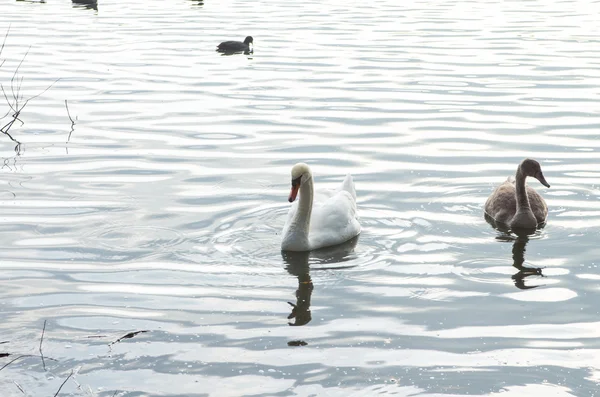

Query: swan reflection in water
left=281, top=236, right=359, bottom=326
left=485, top=214, right=545, bottom=289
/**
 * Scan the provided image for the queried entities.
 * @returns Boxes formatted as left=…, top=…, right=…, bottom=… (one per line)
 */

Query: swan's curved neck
left=292, top=177, right=314, bottom=237
left=515, top=167, right=531, bottom=211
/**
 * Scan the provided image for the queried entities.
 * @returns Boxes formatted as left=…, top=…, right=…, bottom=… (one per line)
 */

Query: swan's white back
left=282, top=173, right=360, bottom=251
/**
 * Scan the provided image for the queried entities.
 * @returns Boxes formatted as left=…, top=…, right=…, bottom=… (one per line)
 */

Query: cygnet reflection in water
left=282, top=236, right=358, bottom=327
left=488, top=219, right=546, bottom=290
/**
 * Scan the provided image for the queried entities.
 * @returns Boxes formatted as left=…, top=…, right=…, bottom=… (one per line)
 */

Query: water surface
left=1, top=0, right=600, bottom=396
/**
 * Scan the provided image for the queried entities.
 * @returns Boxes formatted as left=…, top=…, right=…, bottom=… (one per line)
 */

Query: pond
left=1, top=0, right=600, bottom=396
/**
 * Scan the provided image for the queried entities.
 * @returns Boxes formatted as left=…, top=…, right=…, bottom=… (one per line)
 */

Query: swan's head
left=244, top=36, right=254, bottom=45
left=520, top=158, right=550, bottom=188
left=288, top=163, right=312, bottom=203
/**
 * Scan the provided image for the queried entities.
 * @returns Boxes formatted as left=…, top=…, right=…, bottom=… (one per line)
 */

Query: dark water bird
left=72, top=0, right=98, bottom=10
left=216, top=36, right=253, bottom=54
left=484, top=158, right=550, bottom=230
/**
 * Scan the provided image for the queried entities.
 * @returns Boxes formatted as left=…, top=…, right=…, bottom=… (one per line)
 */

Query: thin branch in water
left=13, top=380, right=25, bottom=394
left=10, top=46, right=30, bottom=107
left=1, top=118, right=21, bottom=145
left=0, top=25, right=10, bottom=67
left=65, top=99, right=75, bottom=124
left=39, top=319, right=47, bottom=370
left=1, top=78, right=59, bottom=148
left=65, top=99, right=75, bottom=142
left=67, top=367, right=87, bottom=395
left=0, top=341, right=8, bottom=344
left=0, top=353, right=56, bottom=372
left=1, top=83, right=17, bottom=116
left=53, top=369, right=74, bottom=397
left=18, top=75, right=25, bottom=106
left=0, top=354, right=36, bottom=372
left=109, top=330, right=149, bottom=346
left=0, top=353, right=9, bottom=358
left=27, top=77, right=60, bottom=103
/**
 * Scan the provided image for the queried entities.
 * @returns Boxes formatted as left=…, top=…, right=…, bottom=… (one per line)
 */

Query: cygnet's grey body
left=484, top=158, right=550, bottom=229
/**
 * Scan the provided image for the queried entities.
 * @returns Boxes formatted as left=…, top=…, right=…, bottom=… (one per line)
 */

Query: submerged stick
left=39, top=319, right=47, bottom=370
left=0, top=25, right=10, bottom=65
left=65, top=99, right=75, bottom=143
left=0, top=353, right=56, bottom=372
left=13, top=380, right=25, bottom=394
left=53, top=369, right=74, bottom=397
left=0, top=354, right=36, bottom=372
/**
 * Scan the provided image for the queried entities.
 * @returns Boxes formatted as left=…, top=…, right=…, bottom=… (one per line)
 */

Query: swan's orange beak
left=288, top=184, right=300, bottom=202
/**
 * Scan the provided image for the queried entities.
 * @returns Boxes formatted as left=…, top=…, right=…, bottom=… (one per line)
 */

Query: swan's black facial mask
left=288, top=176, right=302, bottom=203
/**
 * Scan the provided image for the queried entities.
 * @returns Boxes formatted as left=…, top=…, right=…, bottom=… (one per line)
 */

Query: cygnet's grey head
left=520, top=158, right=550, bottom=188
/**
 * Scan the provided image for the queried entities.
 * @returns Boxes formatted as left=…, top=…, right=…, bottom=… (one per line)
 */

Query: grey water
left=1, top=0, right=600, bottom=396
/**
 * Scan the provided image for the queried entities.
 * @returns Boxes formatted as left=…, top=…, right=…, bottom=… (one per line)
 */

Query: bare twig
left=0, top=29, right=60, bottom=147
left=39, top=319, right=47, bottom=370
left=65, top=99, right=74, bottom=124
left=0, top=353, right=9, bottom=358
left=65, top=99, right=75, bottom=142
left=26, top=77, right=60, bottom=103
left=13, top=380, right=25, bottom=394
left=1, top=77, right=60, bottom=151
left=1, top=83, right=17, bottom=115
left=0, top=25, right=10, bottom=68
left=0, top=341, right=8, bottom=344
left=0, top=353, right=56, bottom=372
left=0, top=354, right=36, bottom=372
left=53, top=369, right=74, bottom=397
left=67, top=367, right=88, bottom=395
left=109, top=330, right=148, bottom=346
left=10, top=47, right=30, bottom=108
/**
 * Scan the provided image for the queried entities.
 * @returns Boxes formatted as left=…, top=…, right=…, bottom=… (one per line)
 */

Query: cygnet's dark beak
left=535, top=171, right=550, bottom=188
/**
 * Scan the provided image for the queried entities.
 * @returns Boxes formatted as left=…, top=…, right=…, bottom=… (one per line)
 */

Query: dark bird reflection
left=486, top=214, right=544, bottom=289
left=281, top=236, right=358, bottom=326
left=72, top=0, right=97, bottom=10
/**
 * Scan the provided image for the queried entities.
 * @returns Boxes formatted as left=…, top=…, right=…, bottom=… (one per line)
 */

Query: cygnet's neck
left=511, top=166, right=537, bottom=229
left=515, top=167, right=531, bottom=211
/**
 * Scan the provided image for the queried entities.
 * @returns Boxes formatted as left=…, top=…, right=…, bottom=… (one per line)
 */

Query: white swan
left=484, top=158, right=550, bottom=229
left=281, top=163, right=361, bottom=251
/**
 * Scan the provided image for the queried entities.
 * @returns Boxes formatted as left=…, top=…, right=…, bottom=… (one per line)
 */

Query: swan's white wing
left=308, top=190, right=360, bottom=250
left=338, top=174, right=357, bottom=201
